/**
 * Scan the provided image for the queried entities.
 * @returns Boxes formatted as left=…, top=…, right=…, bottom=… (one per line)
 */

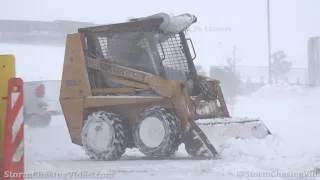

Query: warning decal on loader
left=86, top=57, right=146, bottom=81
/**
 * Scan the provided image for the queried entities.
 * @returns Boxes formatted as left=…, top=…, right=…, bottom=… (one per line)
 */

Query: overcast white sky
left=1, top=0, right=319, bottom=71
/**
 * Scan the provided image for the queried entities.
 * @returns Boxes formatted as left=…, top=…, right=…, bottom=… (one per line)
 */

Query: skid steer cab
left=59, top=13, right=271, bottom=160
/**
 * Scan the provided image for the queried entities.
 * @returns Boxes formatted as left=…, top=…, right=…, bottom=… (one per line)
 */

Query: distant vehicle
left=23, top=80, right=62, bottom=127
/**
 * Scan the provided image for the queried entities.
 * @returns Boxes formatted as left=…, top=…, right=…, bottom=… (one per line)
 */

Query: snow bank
left=250, top=82, right=304, bottom=99
left=233, top=82, right=320, bottom=158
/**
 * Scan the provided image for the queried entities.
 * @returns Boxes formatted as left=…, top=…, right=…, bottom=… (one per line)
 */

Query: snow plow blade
left=196, top=117, right=271, bottom=151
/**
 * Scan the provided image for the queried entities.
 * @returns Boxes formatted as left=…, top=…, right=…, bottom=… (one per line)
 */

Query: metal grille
left=157, top=34, right=189, bottom=72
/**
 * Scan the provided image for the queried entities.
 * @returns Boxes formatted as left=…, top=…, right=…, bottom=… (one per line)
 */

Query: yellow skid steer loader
left=59, top=13, right=271, bottom=160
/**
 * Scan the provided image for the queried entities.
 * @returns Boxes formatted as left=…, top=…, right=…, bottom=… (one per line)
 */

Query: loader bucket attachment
left=183, top=119, right=220, bottom=158
left=196, top=117, right=271, bottom=151
left=188, top=77, right=271, bottom=155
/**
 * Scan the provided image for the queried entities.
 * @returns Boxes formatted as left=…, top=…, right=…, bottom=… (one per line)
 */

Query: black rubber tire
left=133, top=106, right=181, bottom=157
left=24, top=114, right=51, bottom=128
left=82, top=111, right=127, bottom=161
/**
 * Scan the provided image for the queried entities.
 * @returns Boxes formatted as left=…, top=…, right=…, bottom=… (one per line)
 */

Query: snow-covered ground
left=23, top=84, right=320, bottom=180
left=2, top=44, right=320, bottom=179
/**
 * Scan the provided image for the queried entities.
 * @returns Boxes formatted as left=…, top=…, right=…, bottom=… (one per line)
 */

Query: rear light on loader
left=36, top=84, right=45, bottom=97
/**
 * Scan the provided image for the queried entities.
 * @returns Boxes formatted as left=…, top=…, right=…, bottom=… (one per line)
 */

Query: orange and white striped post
left=1, top=78, right=24, bottom=180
